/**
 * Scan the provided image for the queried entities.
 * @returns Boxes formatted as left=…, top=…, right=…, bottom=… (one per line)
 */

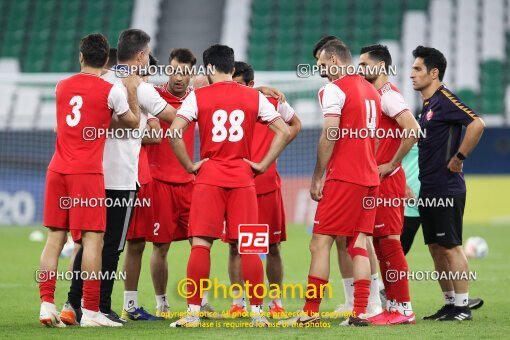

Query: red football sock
left=39, top=271, right=56, bottom=304
left=187, top=245, right=211, bottom=306
left=303, top=275, right=328, bottom=316
left=373, top=238, right=395, bottom=302
left=82, top=279, right=101, bottom=311
left=240, top=254, right=264, bottom=306
left=380, top=238, right=410, bottom=302
left=353, top=279, right=371, bottom=316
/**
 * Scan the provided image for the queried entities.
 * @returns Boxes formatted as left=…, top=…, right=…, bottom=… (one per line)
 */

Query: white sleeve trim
left=382, top=89, right=409, bottom=118
left=138, top=82, right=168, bottom=116
left=258, top=92, right=281, bottom=123
left=176, top=91, right=198, bottom=122
left=108, top=83, right=129, bottom=116
left=319, top=83, right=345, bottom=117
left=277, top=101, right=296, bottom=122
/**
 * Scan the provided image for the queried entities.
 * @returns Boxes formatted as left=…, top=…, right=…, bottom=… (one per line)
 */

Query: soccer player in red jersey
left=313, top=37, right=384, bottom=316
left=228, top=61, right=301, bottom=318
left=358, top=44, right=420, bottom=325
left=143, top=49, right=204, bottom=317
left=280, top=40, right=381, bottom=327
left=38, top=33, right=140, bottom=327
left=168, top=44, right=290, bottom=327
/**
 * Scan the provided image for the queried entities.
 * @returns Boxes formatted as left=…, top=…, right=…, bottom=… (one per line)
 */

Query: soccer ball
left=464, top=237, right=488, bottom=259
left=60, top=237, right=75, bottom=258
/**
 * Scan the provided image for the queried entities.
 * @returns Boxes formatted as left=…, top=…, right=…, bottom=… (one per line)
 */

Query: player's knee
left=129, top=240, right=145, bottom=254
left=309, top=238, right=321, bottom=255
left=335, top=236, right=347, bottom=249
left=347, top=233, right=368, bottom=259
left=153, top=243, right=170, bottom=257
left=347, top=246, right=368, bottom=259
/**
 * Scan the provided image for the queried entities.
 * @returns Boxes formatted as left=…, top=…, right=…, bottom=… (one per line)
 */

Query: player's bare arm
left=169, top=116, right=208, bottom=173
left=448, top=117, right=485, bottom=173
left=310, top=116, right=339, bottom=202
left=141, top=119, right=162, bottom=145
left=378, top=110, right=420, bottom=178
left=153, top=103, right=178, bottom=126
left=244, top=118, right=290, bottom=175
left=287, top=114, right=302, bottom=143
left=255, top=86, right=286, bottom=103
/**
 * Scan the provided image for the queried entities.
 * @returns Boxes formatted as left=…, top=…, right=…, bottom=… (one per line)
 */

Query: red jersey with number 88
left=48, top=73, right=129, bottom=174
left=177, top=81, right=281, bottom=188
left=318, top=74, right=380, bottom=187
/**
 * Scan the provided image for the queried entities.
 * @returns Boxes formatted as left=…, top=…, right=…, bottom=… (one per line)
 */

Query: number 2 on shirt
left=212, top=109, right=245, bottom=142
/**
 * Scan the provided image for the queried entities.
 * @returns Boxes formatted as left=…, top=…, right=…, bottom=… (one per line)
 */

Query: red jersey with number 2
left=318, top=74, right=380, bottom=187
left=177, top=81, right=281, bottom=188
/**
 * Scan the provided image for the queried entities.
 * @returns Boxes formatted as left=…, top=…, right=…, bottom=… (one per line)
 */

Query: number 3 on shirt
left=66, top=95, right=83, bottom=127
left=212, top=109, right=244, bottom=142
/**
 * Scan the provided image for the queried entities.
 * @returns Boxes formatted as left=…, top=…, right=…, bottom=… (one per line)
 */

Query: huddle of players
left=37, top=28, right=297, bottom=328
left=37, top=27, right=482, bottom=328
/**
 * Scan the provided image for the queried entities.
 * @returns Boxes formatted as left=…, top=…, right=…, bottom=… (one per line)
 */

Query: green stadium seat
left=456, top=89, right=478, bottom=112
left=407, top=0, right=428, bottom=10
left=330, top=0, right=352, bottom=13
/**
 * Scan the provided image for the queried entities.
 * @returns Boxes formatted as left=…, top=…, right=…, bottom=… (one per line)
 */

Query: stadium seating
left=0, top=0, right=509, bottom=125
left=246, top=0, right=510, bottom=120
left=0, top=0, right=134, bottom=72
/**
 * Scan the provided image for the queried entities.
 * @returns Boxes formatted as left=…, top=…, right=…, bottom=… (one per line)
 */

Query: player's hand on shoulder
left=310, top=176, right=324, bottom=202
left=447, top=155, right=463, bottom=173
left=243, top=158, right=267, bottom=176
left=256, top=86, right=286, bottom=103
left=187, top=158, right=209, bottom=174
left=122, top=74, right=143, bottom=89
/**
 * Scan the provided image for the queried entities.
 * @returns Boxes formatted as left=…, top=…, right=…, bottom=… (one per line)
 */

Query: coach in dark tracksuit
left=410, top=46, right=485, bottom=322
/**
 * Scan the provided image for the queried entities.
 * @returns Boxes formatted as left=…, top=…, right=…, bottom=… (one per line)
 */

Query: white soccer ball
left=29, top=230, right=44, bottom=242
left=60, top=237, right=75, bottom=258
left=464, top=237, right=488, bottom=259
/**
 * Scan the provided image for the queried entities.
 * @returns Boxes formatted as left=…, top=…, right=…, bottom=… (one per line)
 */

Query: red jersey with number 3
left=376, top=82, right=409, bottom=166
left=48, top=73, right=129, bottom=174
left=252, top=96, right=295, bottom=194
left=146, top=84, right=195, bottom=184
left=177, top=81, right=281, bottom=188
left=318, top=74, right=380, bottom=187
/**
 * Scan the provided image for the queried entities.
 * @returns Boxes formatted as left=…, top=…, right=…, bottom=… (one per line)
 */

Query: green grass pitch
left=0, top=223, right=508, bottom=339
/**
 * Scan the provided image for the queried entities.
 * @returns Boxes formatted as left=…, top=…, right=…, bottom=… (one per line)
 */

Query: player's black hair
left=320, top=40, right=352, bottom=63
left=80, top=33, right=109, bottom=68
left=106, top=48, right=117, bottom=68
left=412, top=45, right=447, bottom=81
left=169, top=48, right=197, bottom=66
left=233, top=61, right=254, bottom=85
left=360, top=44, right=392, bottom=72
left=149, top=54, right=158, bottom=66
left=117, top=29, right=150, bottom=62
left=203, top=44, right=235, bottom=74
left=313, top=35, right=344, bottom=59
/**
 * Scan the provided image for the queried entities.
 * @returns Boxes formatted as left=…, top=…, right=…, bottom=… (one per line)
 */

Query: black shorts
left=419, top=193, right=466, bottom=246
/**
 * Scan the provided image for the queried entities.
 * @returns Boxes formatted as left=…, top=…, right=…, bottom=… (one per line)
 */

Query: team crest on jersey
left=426, top=109, right=434, bottom=120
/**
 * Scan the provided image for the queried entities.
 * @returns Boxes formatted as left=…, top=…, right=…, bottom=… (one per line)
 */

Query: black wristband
left=456, top=152, right=466, bottom=160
